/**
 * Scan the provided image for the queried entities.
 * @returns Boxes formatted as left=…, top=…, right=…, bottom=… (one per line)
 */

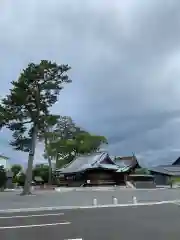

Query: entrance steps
left=126, top=181, right=135, bottom=188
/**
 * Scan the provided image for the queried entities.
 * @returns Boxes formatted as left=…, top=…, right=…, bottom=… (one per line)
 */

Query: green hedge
left=171, top=177, right=180, bottom=183
left=0, top=166, right=7, bottom=189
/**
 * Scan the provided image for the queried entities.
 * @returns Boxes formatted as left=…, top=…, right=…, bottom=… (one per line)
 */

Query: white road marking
left=65, top=239, right=83, bottom=240
left=0, top=222, right=70, bottom=230
left=0, top=212, right=64, bottom=219
left=0, top=199, right=180, bottom=213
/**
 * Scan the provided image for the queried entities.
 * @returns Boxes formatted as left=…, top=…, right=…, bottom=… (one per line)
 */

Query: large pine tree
left=0, top=60, right=71, bottom=195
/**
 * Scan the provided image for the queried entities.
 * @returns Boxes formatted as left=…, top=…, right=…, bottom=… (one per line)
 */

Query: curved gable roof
left=59, top=152, right=111, bottom=174
left=57, top=152, right=141, bottom=174
left=114, top=155, right=139, bottom=168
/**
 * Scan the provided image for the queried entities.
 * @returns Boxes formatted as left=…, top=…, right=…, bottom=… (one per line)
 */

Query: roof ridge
left=58, top=152, right=109, bottom=173
left=0, top=154, right=9, bottom=160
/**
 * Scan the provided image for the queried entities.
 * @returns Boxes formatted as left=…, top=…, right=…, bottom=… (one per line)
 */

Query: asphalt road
left=0, top=203, right=180, bottom=239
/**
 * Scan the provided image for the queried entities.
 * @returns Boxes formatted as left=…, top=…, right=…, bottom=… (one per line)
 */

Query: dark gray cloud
left=1, top=0, right=180, bottom=165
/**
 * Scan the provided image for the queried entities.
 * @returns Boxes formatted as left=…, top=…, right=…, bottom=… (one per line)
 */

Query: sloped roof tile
left=149, top=165, right=180, bottom=176
left=114, top=155, right=139, bottom=168
left=59, top=152, right=109, bottom=174
left=58, top=152, right=139, bottom=174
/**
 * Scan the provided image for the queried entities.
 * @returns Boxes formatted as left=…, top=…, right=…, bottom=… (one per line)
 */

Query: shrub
left=0, top=166, right=7, bottom=189
left=15, top=173, right=26, bottom=186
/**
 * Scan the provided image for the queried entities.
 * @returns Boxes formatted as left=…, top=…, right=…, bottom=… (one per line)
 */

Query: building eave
left=0, top=154, right=9, bottom=160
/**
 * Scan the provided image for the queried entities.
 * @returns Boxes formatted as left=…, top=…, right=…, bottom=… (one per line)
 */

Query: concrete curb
left=54, top=187, right=168, bottom=192
left=0, top=199, right=179, bottom=213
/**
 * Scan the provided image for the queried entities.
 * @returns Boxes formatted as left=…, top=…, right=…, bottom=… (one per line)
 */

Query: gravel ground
left=0, top=188, right=180, bottom=210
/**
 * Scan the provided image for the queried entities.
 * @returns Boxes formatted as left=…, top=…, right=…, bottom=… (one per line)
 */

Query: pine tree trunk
left=55, top=153, right=59, bottom=167
left=48, top=157, right=52, bottom=185
left=44, top=136, right=52, bottom=185
left=21, top=124, right=38, bottom=195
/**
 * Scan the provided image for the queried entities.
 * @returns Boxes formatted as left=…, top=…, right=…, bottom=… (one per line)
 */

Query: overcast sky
left=1, top=0, right=180, bottom=166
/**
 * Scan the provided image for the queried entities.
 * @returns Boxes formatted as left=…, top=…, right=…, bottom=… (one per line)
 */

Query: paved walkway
left=0, top=188, right=180, bottom=212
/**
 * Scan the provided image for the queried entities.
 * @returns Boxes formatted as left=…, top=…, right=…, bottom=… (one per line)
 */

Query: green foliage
left=0, top=60, right=71, bottom=152
left=56, top=158, right=70, bottom=169
left=170, top=176, right=180, bottom=185
left=38, top=114, right=61, bottom=185
left=52, top=131, right=107, bottom=159
left=72, top=132, right=107, bottom=154
left=11, top=164, right=22, bottom=177
left=0, top=166, right=7, bottom=189
left=0, top=60, right=71, bottom=194
left=134, top=168, right=150, bottom=175
left=32, top=164, right=49, bottom=183
left=15, top=172, right=26, bottom=186
left=38, top=114, right=61, bottom=141
left=46, top=117, right=108, bottom=167
left=43, top=116, right=78, bottom=162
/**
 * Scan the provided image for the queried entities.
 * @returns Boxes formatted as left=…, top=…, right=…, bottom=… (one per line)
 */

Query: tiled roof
left=149, top=165, right=180, bottom=176
left=59, top=152, right=111, bottom=174
left=98, top=164, right=119, bottom=170
left=0, top=154, right=9, bottom=160
left=57, top=152, right=138, bottom=174
left=116, top=166, right=132, bottom=172
left=114, top=155, right=138, bottom=168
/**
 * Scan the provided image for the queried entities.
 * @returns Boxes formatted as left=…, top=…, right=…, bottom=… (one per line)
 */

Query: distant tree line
left=0, top=164, right=56, bottom=189
left=11, top=164, right=55, bottom=186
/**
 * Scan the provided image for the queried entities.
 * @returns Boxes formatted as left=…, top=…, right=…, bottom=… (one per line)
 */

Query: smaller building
left=0, top=155, right=13, bottom=189
left=148, top=156, right=180, bottom=185
left=127, top=174, right=155, bottom=188
left=114, top=155, right=141, bottom=172
left=149, top=165, right=180, bottom=185
left=0, top=154, right=11, bottom=170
